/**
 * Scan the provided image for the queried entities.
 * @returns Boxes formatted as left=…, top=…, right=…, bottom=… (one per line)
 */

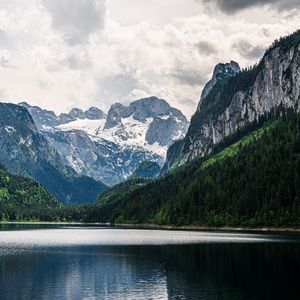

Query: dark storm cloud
left=201, top=0, right=300, bottom=14
left=41, top=0, right=106, bottom=45
left=233, top=40, right=265, bottom=59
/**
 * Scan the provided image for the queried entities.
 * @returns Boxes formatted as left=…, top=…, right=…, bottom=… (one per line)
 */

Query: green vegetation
left=0, top=165, right=61, bottom=221
left=201, top=123, right=274, bottom=169
left=131, top=161, right=161, bottom=179
left=97, top=179, right=148, bottom=206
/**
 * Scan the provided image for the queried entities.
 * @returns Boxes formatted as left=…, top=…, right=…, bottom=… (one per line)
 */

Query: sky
left=0, top=0, right=299, bottom=117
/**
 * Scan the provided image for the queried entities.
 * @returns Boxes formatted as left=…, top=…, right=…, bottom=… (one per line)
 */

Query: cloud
left=197, top=41, right=218, bottom=56
left=172, top=68, right=208, bottom=87
left=232, top=40, right=265, bottom=59
left=0, top=49, right=14, bottom=68
left=41, top=0, right=106, bottom=45
left=96, top=73, right=140, bottom=101
left=0, top=0, right=300, bottom=118
left=203, top=0, right=300, bottom=14
left=61, top=53, right=91, bottom=70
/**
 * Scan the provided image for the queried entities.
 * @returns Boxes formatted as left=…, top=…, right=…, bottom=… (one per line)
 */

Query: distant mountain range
left=0, top=103, right=107, bottom=204
left=0, top=97, right=188, bottom=204
left=19, top=96, right=189, bottom=185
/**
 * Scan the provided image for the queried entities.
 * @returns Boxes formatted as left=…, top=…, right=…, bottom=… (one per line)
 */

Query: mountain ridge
left=0, top=102, right=107, bottom=204
left=20, top=96, right=189, bottom=184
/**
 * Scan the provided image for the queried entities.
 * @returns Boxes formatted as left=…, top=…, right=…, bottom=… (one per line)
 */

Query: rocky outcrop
left=59, top=107, right=106, bottom=124
left=180, top=30, right=300, bottom=164
left=105, top=96, right=189, bottom=147
left=197, top=60, right=240, bottom=110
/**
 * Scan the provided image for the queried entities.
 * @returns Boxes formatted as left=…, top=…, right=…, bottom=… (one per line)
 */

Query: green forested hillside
left=131, top=161, right=161, bottom=179
left=91, top=111, right=300, bottom=227
left=0, top=166, right=61, bottom=220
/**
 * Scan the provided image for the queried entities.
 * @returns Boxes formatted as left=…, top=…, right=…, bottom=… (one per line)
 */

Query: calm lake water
left=0, top=225, right=299, bottom=300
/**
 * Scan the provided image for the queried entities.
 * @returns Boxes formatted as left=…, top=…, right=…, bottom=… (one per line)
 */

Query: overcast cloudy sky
left=0, top=0, right=299, bottom=117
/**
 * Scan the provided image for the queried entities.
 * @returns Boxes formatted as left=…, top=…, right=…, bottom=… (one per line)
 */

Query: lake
left=0, top=225, right=299, bottom=300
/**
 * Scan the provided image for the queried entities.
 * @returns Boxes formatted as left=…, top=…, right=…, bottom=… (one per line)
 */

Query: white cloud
left=40, top=0, right=106, bottom=45
left=0, top=0, right=299, bottom=117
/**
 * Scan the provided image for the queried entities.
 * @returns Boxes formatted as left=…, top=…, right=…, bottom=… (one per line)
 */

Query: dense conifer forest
left=0, top=166, right=60, bottom=221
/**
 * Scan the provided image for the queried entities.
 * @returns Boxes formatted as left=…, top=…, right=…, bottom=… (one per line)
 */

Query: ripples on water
left=0, top=225, right=300, bottom=300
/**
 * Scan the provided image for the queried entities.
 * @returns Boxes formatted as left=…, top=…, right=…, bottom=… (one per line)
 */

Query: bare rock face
left=104, top=96, right=189, bottom=147
left=197, top=60, right=240, bottom=110
left=180, top=31, right=300, bottom=165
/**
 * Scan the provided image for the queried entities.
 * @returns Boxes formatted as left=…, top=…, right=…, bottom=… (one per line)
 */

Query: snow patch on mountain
left=20, top=97, right=189, bottom=184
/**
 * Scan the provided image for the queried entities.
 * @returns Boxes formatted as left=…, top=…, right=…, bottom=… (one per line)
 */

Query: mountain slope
left=131, top=161, right=161, bottom=179
left=0, top=103, right=107, bottom=204
left=93, top=111, right=300, bottom=226
left=0, top=165, right=60, bottom=215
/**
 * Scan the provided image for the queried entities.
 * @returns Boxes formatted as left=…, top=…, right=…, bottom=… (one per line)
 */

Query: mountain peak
left=198, top=60, right=240, bottom=110
left=18, top=101, right=31, bottom=108
left=105, top=96, right=183, bottom=129
left=212, top=60, right=240, bottom=79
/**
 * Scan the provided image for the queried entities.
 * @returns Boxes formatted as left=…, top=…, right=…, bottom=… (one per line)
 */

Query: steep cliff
left=180, top=30, right=300, bottom=164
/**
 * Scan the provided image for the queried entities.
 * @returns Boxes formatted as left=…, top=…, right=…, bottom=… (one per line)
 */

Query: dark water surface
left=0, top=225, right=299, bottom=300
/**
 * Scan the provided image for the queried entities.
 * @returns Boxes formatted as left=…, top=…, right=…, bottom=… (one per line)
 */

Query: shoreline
left=1, top=221, right=300, bottom=233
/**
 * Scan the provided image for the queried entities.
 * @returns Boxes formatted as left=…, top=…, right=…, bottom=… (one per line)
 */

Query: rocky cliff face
left=180, top=30, right=300, bottom=164
left=0, top=103, right=107, bottom=204
left=104, top=96, right=188, bottom=147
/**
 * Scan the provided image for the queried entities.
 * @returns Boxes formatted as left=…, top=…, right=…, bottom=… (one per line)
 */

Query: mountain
left=131, top=161, right=161, bottom=179
left=20, top=96, right=189, bottom=185
left=4, top=30, right=300, bottom=227
left=161, top=30, right=300, bottom=173
left=0, top=103, right=107, bottom=204
left=84, top=30, right=300, bottom=226
left=197, top=60, right=240, bottom=110
left=0, top=164, right=60, bottom=215
left=178, top=30, right=300, bottom=165
left=92, top=111, right=300, bottom=226
left=18, top=102, right=107, bottom=130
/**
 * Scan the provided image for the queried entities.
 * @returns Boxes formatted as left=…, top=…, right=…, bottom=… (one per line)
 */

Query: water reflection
left=0, top=226, right=299, bottom=300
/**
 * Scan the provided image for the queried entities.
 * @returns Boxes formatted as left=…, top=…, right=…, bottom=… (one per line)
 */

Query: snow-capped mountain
left=19, top=97, right=189, bottom=185
left=0, top=103, right=107, bottom=204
